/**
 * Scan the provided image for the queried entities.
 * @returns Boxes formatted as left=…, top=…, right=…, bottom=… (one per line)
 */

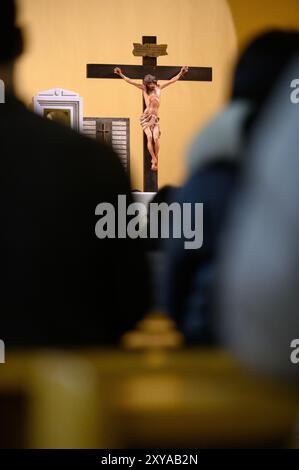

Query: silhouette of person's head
left=0, top=0, right=23, bottom=90
left=232, top=30, right=299, bottom=106
left=231, top=30, right=299, bottom=136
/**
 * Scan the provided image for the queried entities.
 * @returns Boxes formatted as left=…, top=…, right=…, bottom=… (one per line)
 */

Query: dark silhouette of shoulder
left=0, top=95, right=150, bottom=347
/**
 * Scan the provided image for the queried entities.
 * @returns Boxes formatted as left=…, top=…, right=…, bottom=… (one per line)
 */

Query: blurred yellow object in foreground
left=0, top=346, right=299, bottom=448
left=121, top=312, right=184, bottom=350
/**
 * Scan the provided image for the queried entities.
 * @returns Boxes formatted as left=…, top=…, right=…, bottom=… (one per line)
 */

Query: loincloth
left=140, top=111, right=160, bottom=131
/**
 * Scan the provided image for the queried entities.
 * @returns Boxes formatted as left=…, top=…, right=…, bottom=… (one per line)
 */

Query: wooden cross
left=87, top=36, right=212, bottom=192
left=97, top=122, right=111, bottom=146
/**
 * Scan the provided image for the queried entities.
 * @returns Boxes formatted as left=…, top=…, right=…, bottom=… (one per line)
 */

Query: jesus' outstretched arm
left=114, top=67, right=145, bottom=90
left=159, top=66, right=189, bottom=89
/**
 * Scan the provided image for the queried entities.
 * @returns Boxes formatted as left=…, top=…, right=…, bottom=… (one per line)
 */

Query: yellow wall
left=15, top=0, right=237, bottom=190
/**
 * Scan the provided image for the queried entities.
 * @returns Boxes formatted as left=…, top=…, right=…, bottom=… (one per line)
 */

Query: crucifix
left=87, top=36, right=212, bottom=192
left=97, top=122, right=111, bottom=146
